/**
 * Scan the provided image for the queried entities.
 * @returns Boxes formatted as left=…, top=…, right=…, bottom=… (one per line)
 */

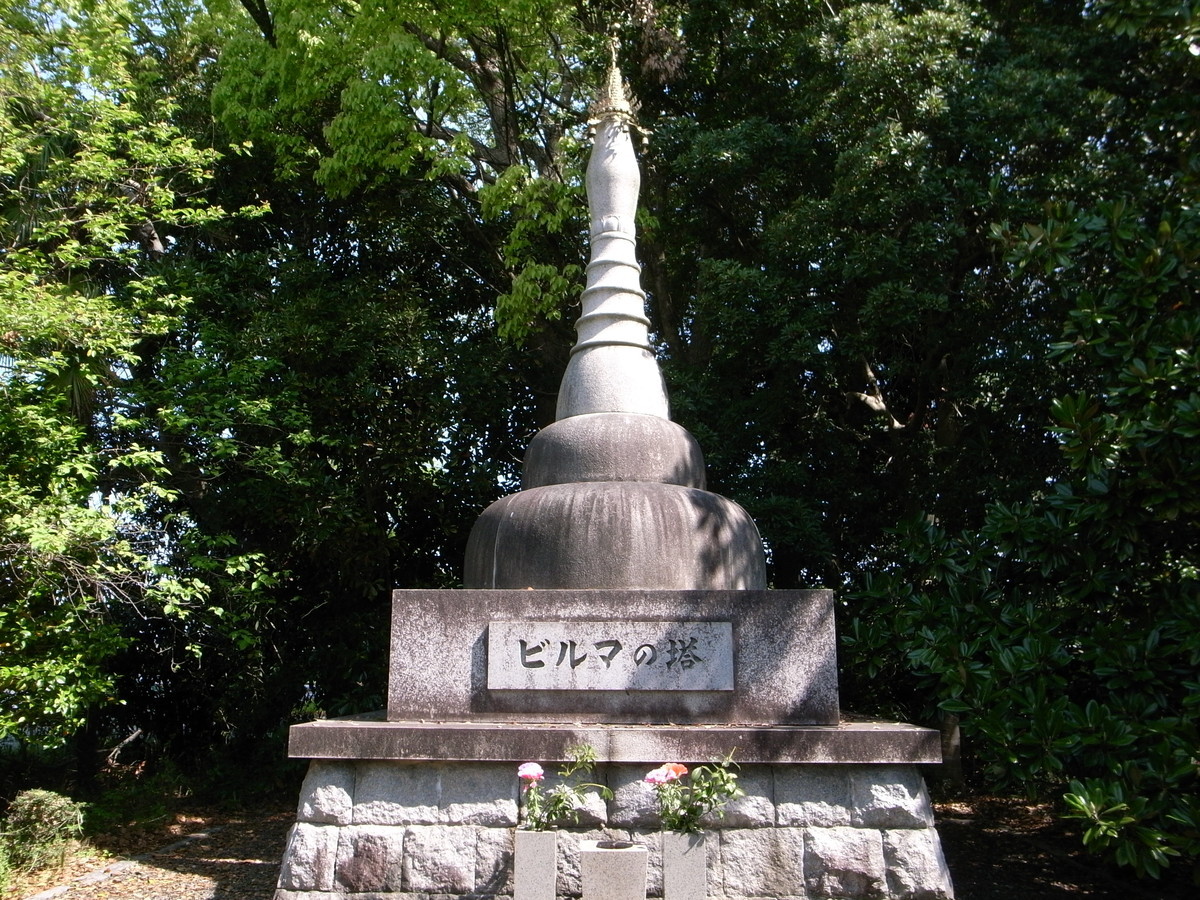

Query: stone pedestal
left=662, top=832, right=705, bottom=900
left=515, top=830, right=558, bottom=900
left=386, top=590, right=839, bottom=726
left=580, top=840, right=647, bottom=900
left=273, top=721, right=954, bottom=900
left=275, top=586, right=953, bottom=899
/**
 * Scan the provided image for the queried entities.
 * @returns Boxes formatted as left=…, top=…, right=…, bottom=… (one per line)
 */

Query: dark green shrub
left=846, top=196, right=1200, bottom=878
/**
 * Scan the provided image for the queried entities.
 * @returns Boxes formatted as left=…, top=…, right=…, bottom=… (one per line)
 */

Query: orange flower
left=644, top=763, right=688, bottom=784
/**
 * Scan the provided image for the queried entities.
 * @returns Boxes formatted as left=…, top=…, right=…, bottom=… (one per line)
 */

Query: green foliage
left=643, top=756, right=743, bottom=835
left=0, top=0, right=231, bottom=744
left=517, top=745, right=611, bottom=831
left=849, top=197, right=1199, bottom=873
left=0, top=789, right=85, bottom=874
left=845, top=1, right=1199, bottom=873
left=211, top=0, right=602, bottom=339
left=0, top=0, right=1195, bottom=882
left=648, top=0, right=1104, bottom=589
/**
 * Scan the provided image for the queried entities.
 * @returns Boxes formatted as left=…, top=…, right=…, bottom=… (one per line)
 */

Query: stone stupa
left=465, top=61, right=765, bottom=593
left=273, top=51, right=954, bottom=900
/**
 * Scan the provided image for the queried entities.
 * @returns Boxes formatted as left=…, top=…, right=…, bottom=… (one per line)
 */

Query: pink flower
left=644, top=763, right=688, bottom=784
left=518, top=762, right=545, bottom=782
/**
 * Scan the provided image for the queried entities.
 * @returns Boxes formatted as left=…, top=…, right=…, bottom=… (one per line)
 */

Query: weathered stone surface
left=475, top=826, right=515, bottom=896
left=523, top=413, right=705, bottom=490
left=298, top=761, right=355, bottom=826
left=386, top=590, right=838, bottom=726
left=278, top=755, right=955, bottom=898
left=702, top=767, right=773, bottom=829
left=402, top=825, right=477, bottom=893
left=642, top=831, right=664, bottom=898
left=804, top=826, right=886, bottom=899
left=289, top=719, right=941, bottom=764
left=354, top=763, right=440, bottom=826
left=607, top=767, right=659, bottom=828
left=552, top=87, right=667, bottom=424
left=487, top=620, right=734, bottom=692
left=556, top=829, right=616, bottom=897
left=883, top=829, right=955, bottom=899
left=580, top=840, right=648, bottom=900
left=334, top=825, right=404, bottom=892
left=277, top=823, right=339, bottom=892
left=442, top=764, right=518, bottom=826
left=719, top=827, right=805, bottom=898
left=849, top=767, right=934, bottom=829
left=662, top=831, right=706, bottom=900
left=557, top=343, right=670, bottom=421
left=776, top=767, right=852, bottom=827
left=464, top=483, right=766, bottom=592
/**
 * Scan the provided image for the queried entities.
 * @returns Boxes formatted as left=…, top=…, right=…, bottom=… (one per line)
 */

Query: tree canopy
left=1, top=0, right=1196, bottom=877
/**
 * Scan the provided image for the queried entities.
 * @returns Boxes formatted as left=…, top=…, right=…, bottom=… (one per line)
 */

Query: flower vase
left=662, top=831, right=706, bottom=900
left=514, top=829, right=558, bottom=900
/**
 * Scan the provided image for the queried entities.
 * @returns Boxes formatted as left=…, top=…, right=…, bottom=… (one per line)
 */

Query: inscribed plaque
left=487, top=620, right=734, bottom=691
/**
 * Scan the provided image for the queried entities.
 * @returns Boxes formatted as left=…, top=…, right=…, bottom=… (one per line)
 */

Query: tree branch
left=846, top=357, right=906, bottom=430
left=238, top=0, right=276, bottom=47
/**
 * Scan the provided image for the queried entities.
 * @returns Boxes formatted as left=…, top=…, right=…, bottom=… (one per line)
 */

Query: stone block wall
left=274, top=760, right=953, bottom=900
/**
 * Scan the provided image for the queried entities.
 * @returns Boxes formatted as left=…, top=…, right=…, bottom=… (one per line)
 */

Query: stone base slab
left=288, top=717, right=941, bottom=765
left=273, top=760, right=954, bottom=899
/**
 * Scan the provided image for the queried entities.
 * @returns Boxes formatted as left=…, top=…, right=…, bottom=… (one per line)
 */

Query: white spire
left=555, top=49, right=669, bottom=421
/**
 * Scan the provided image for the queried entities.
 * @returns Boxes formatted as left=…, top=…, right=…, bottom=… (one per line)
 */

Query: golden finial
left=588, top=32, right=639, bottom=130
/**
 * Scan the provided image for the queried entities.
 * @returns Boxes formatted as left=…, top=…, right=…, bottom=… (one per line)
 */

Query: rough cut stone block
left=804, top=826, right=886, bottom=899
left=883, top=829, right=955, bottom=899
left=719, top=826, right=805, bottom=898
left=616, top=830, right=663, bottom=897
left=276, top=823, right=338, bottom=892
left=573, top=787, right=611, bottom=828
left=334, top=825, right=404, bottom=892
left=608, top=766, right=659, bottom=828
left=476, top=825, right=516, bottom=896
left=403, top=825, right=478, bottom=893
left=527, top=774, right=609, bottom=829
left=775, top=766, right=852, bottom=827
left=442, top=763, right=518, bottom=825
left=702, top=766, right=773, bottom=829
left=849, top=767, right=934, bottom=829
left=297, top=760, right=356, bottom=826
left=355, top=762, right=440, bottom=825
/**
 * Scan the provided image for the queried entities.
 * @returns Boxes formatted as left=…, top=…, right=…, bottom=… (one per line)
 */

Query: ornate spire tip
left=589, top=35, right=638, bottom=126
